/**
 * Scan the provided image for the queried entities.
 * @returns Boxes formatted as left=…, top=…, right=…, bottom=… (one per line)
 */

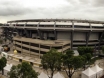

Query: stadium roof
left=7, top=19, right=104, bottom=24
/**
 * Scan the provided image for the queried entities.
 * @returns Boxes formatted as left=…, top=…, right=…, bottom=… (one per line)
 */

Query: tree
left=77, top=46, right=85, bottom=55
left=41, top=48, right=62, bottom=78
left=0, top=57, right=7, bottom=75
left=102, top=46, right=104, bottom=54
left=0, top=23, right=3, bottom=26
left=8, top=62, right=38, bottom=78
left=0, top=39, right=3, bottom=44
left=62, top=50, right=84, bottom=78
left=78, top=47, right=93, bottom=70
left=85, top=47, right=93, bottom=55
left=82, top=53, right=92, bottom=70
left=78, top=46, right=93, bottom=55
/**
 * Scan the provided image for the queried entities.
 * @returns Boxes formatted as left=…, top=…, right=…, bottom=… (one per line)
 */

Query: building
left=1, top=19, right=104, bottom=57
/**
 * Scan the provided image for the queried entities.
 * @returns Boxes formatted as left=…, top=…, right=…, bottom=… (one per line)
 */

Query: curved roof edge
left=7, top=19, right=104, bottom=24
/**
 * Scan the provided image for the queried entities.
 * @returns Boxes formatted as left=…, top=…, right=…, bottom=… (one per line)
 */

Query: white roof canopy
left=38, top=72, right=48, bottom=78
left=74, top=50, right=79, bottom=56
left=91, top=65, right=103, bottom=73
left=53, top=72, right=64, bottom=78
left=4, top=64, right=12, bottom=72
left=82, top=68, right=96, bottom=77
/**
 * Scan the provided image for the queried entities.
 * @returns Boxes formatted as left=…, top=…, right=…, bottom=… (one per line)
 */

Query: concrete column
left=86, top=31, right=91, bottom=46
left=47, top=32, right=49, bottom=39
left=54, top=30, right=57, bottom=40
left=98, top=31, right=104, bottom=51
left=89, top=23, right=92, bottom=31
left=29, top=30, right=32, bottom=38
left=29, top=42, right=31, bottom=56
left=41, top=31, right=44, bottom=39
left=14, top=41, right=16, bottom=49
left=39, top=44, right=40, bottom=59
left=37, top=22, right=40, bottom=29
left=21, top=41, right=23, bottom=54
left=21, top=29, right=23, bottom=36
left=24, top=22, right=27, bottom=27
left=37, top=29, right=42, bottom=39
left=62, top=45, right=63, bottom=53
left=23, top=29, right=27, bottom=37
left=71, top=30, right=74, bottom=50
left=54, top=21, right=56, bottom=29
left=15, top=28, right=19, bottom=36
left=72, top=21, right=74, bottom=30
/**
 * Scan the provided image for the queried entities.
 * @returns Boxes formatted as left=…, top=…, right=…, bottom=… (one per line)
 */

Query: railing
left=2, top=26, right=104, bottom=30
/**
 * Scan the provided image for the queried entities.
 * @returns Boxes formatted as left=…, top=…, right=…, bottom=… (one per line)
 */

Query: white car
left=1, top=52, right=8, bottom=59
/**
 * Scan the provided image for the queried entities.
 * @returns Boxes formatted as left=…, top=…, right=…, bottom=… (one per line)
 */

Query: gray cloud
left=0, top=0, right=104, bottom=23
left=93, top=0, right=104, bottom=7
left=0, top=1, right=32, bottom=16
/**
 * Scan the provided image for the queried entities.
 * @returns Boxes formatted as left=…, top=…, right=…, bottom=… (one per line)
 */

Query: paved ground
left=0, top=41, right=104, bottom=78
left=0, top=53, right=83, bottom=78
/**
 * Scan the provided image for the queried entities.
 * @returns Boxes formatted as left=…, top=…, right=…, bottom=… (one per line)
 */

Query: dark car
left=2, top=44, right=10, bottom=52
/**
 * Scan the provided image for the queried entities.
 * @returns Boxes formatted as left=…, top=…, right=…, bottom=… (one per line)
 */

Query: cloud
left=0, top=1, right=32, bottom=16
left=0, top=0, right=104, bottom=23
left=93, top=0, right=104, bottom=7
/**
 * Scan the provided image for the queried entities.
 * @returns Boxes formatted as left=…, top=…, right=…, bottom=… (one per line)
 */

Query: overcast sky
left=0, top=0, right=104, bottom=23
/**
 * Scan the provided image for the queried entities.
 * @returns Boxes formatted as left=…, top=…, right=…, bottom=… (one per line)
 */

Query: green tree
left=77, top=46, right=85, bottom=55
left=0, top=39, right=3, bottom=44
left=102, top=46, right=104, bottom=54
left=0, top=23, right=3, bottom=26
left=0, top=57, right=7, bottom=75
left=85, top=47, right=93, bottom=55
left=82, top=53, right=92, bottom=70
left=78, top=46, right=93, bottom=55
left=78, top=47, right=93, bottom=70
left=62, top=50, right=84, bottom=78
left=8, top=62, right=38, bottom=78
left=41, top=48, right=62, bottom=78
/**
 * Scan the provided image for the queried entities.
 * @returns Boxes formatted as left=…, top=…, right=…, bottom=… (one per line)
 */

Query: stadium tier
left=1, top=19, right=104, bottom=57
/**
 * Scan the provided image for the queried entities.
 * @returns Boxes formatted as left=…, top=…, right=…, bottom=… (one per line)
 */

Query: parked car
left=0, top=46, right=4, bottom=53
left=1, top=52, right=8, bottom=59
left=2, top=44, right=10, bottom=52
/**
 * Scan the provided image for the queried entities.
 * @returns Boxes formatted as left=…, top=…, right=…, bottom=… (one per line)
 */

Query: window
left=52, top=46, right=62, bottom=49
left=22, top=41, right=29, bottom=45
left=40, top=45, right=50, bottom=49
left=63, top=44, right=70, bottom=48
left=16, top=24, right=24, bottom=26
left=22, top=46, right=29, bottom=50
left=31, top=43, right=39, bottom=47
left=56, top=25, right=72, bottom=28
left=26, top=24, right=37, bottom=27
left=15, top=44, right=21, bottom=48
left=74, top=25, right=90, bottom=28
left=40, top=51, right=46, bottom=54
left=30, top=49, right=39, bottom=53
left=92, top=26, right=103, bottom=28
left=17, top=50, right=21, bottom=53
left=15, top=40, right=21, bottom=43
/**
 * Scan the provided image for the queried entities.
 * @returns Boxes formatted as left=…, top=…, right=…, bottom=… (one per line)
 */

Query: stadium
left=1, top=19, right=104, bottom=57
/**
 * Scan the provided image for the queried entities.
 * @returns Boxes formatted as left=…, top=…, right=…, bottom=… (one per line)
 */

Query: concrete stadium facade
left=1, top=19, right=104, bottom=57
